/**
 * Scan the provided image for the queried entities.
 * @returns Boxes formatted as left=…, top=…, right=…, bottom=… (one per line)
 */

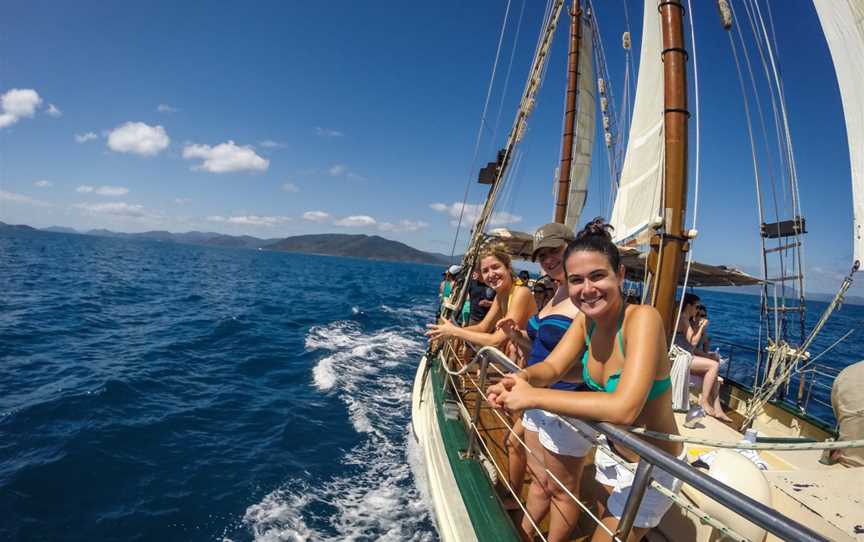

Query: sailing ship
left=412, top=0, right=863, bottom=541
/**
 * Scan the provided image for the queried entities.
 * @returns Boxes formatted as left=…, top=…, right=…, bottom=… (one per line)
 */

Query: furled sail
left=564, top=18, right=595, bottom=230
left=609, top=0, right=664, bottom=243
left=813, top=0, right=864, bottom=264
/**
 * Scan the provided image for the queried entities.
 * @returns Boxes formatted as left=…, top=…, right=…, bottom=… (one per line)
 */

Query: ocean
left=2, top=229, right=862, bottom=541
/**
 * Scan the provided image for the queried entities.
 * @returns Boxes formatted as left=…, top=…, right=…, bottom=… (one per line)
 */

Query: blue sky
left=0, top=1, right=858, bottom=295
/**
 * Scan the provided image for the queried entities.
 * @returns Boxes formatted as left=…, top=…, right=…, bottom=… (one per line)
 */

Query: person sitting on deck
left=675, top=294, right=731, bottom=422
left=496, top=222, right=590, bottom=542
left=487, top=218, right=685, bottom=542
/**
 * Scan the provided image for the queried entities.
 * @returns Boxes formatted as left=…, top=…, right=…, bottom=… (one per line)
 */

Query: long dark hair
left=563, top=217, right=621, bottom=274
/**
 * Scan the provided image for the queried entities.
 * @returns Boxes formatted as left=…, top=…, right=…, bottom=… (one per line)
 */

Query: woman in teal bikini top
left=581, top=304, right=672, bottom=401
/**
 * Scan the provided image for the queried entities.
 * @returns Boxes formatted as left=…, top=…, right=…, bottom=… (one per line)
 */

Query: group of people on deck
left=428, top=218, right=729, bottom=542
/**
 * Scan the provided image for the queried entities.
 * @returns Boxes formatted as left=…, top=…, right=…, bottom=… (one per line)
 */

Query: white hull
left=410, top=355, right=478, bottom=542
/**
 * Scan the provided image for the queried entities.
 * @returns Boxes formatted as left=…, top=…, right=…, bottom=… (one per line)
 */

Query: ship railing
left=711, top=335, right=843, bottom=428
left=439, top=343, right=828, bottom=542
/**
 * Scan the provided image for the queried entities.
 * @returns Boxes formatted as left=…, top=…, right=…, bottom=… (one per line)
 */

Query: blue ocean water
left=1, top=229, right=438, bottom=541
left=2, top=229, right=862, bottom=540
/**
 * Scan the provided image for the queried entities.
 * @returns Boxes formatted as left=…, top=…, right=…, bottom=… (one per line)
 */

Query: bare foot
left=701, top=403, right=716, bottom=417
left=713, top=411, right=734, bottom=422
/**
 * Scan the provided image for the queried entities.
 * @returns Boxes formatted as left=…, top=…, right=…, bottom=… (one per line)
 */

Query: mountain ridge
left=0, top=221, right=454, bottom=265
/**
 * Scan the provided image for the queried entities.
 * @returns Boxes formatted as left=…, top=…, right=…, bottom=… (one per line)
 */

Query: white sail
left=813, top=0, right=864, bottom=264
left=609, top=0, right=665, bottom=243
left=565, top=19, right=595, bottom=230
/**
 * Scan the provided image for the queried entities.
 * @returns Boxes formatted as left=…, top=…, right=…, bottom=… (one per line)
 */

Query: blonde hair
left=478, top=242, right=513, bottom=271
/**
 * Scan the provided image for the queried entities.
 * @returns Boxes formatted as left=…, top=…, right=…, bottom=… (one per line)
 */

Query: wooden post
left=553, top=1, right=582, bottom=224
left=650, top=0, right=689, bottom=335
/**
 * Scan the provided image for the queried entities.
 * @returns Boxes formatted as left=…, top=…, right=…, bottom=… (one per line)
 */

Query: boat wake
left=242, top=320, right=435, bottom=541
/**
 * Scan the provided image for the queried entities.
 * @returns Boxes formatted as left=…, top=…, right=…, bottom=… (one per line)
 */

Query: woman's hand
left=486, top=374, right=535, bottom=412
left=495, top=317, right=523, bottom=340
left=425, top=319, right=458, bottom=340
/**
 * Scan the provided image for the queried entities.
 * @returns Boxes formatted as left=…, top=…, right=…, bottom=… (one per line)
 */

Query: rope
left=554, top=416, right=751, bottom=542
left=625, top=428, right=864, bottom=451
left=490, top=0, right=528, bottom=153
left=436, top=346, right=755, bottom=541
left=443, top=365, right=549, bottom=541
left=448, top=0, right=514, bottom=260
left=463, top=372, right=621, bottom=541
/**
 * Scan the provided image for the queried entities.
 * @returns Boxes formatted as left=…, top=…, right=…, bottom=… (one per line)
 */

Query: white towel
left=669, top=345, right=693, bottom=412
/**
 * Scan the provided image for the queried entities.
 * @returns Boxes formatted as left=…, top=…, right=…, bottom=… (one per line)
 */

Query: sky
left=0, top=1, right=858, bottom=295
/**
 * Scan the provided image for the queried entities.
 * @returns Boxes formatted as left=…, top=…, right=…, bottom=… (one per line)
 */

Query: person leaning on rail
left=426, top=243, right=536, bottom=496
left=488, top=218, right=685, bottom=542
left=496, top=222, right=590, bottom=542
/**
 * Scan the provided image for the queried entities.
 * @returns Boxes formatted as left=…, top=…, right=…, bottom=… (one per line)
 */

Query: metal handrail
left=459, top=346, right=829, bottom=542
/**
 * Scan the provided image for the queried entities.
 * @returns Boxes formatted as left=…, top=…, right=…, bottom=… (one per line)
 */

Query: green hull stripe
left=430, top=355, right=521, bottom=542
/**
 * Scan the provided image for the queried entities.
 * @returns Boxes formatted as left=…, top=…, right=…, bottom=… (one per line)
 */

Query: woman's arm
left=427, top=295, right=501, bottom=344
left=517, top=313, right=587, bottom=387
left=439, top=285, right=536, bottom=347
left=687, top=319, right=708, bottom=347
left=495, top=306, right=664, bottom=425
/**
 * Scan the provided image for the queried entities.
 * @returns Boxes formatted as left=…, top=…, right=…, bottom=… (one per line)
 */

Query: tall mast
left=554, top=1, right=583, bottom=224
left=648, top=0, right=689, bottom=334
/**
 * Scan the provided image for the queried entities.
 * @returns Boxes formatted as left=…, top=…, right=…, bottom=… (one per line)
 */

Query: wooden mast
left=648, top=0, right=689, bottom=334
left=553, top=0, right=583, bottom=224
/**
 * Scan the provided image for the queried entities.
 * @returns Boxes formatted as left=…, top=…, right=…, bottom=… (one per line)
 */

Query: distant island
left=0, top=221, right=456, bottom=266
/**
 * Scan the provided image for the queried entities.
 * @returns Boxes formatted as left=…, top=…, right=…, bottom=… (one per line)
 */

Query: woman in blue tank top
left=489, top=218, right=683, bottom=542
left=496, top=223, right=588, bottom=542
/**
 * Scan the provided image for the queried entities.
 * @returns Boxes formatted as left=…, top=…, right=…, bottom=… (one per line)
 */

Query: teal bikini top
left=581, top=304, right=672, bottom=401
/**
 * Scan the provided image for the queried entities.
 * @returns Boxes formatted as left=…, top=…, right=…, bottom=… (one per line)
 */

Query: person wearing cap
left=438, top=268, right=455, bottom=314
left=495, top=222, right=589, bottom=542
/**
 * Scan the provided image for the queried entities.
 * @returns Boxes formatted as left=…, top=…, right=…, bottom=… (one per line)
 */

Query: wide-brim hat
left=532, top=223, right=576, bottom=261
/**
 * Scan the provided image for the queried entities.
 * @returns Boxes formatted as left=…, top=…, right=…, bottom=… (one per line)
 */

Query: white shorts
left=594, top=439, right=685, bottom=528
left=521, top=409, right=592, bottom=458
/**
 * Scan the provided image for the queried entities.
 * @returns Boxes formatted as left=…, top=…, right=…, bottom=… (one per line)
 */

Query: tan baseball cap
left=532, top=223, right=575, bottom=261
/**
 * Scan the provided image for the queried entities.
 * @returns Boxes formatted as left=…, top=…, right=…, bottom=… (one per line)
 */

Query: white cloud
left=206, top=215, right=290, bottom=227
left=334, top=215, right=377, bottom=227
left=328, top=164, right=347, bottom=176
left=302, top=210, right=331, bottom=222
left=74, top=201, right=145, bottom=217
left=156, top=103, right=179, bottom=113
left=315, top=127, right=344, bottom=138
left=429, top=201, right=522, bottom=227
left=281, top=182, right=299, bottom=193
left=379, top=219, right=429, bottom=232
left=34, top=179, right=53, bottom=188
left=0, top=190, right=50, bottom=207
left=75, top=132, right=98, bottom=143
left=75, top=184, right=129, bottom=196
left=0, top=88, right=43, bottom=129
left=107, top=122, right=170, bottom=156
left=94, top=185, right=129, bottom=196
left=173, top=198, right=191, bottom=205
left=46, top=103, right=62, bottom=117
left=182, top=140, right=269, bottom=173
left=259, top=140, right=286, bottom=148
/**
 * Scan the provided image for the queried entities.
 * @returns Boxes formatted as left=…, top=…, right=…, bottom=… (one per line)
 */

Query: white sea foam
left=243, top=319, right=435, bottom=541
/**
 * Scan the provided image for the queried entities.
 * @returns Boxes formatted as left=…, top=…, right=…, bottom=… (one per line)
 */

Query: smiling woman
left=488, top=218, right=684, bottom=541
left=425, top=243, right=535, bottom=348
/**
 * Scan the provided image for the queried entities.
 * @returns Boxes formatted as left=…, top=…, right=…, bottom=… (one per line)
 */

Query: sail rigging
left=813, top=0, right=864, bottom=266
left=609, top=0, right=666, bottom=244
